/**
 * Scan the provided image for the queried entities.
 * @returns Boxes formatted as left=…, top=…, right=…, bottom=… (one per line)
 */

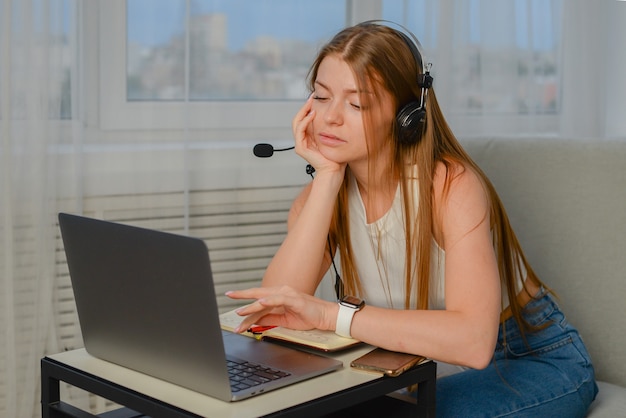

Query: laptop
left=58, top=212, right=342, bottom=402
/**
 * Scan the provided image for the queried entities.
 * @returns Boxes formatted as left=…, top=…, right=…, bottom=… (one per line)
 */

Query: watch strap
left=336, top=303, right=357, bottom=338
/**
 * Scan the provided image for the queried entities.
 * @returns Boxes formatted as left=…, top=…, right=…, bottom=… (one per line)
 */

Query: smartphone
left=350, top=348, right=427, bottom=377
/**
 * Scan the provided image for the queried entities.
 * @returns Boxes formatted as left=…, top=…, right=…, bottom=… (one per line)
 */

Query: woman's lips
left=318, top=133, right=344, bottom=146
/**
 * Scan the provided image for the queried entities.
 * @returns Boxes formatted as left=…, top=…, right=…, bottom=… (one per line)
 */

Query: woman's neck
left=351, top=163, right=398, bottom=224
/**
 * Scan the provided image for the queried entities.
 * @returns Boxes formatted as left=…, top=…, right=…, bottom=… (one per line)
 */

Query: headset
left=253, top=21, right=433, bottom=299
left=357, top=20, right=434, bottom=146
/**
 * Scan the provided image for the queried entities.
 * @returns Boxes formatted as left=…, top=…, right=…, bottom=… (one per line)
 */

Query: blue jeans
left=436, top=291, right=598, bottom=417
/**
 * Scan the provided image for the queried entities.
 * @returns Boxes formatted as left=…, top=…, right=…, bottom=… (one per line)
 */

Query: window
left=99, top=0, right=563, bottom=135
left=127, top=0, right=345, bottom=102
left=381, top=0, right=562, bottom=135
left=100, top=0, right=349, bottom=131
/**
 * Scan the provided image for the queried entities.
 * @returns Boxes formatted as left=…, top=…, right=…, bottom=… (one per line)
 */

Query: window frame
left=98, top=0, right=382, bottom=133
left=97, top=0, right=559, bottom=136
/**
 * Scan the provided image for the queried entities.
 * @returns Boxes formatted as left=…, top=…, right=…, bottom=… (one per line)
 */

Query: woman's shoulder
left=432, top=159, right=490, bottom=241
left=433, top=159, right=485, bottom=197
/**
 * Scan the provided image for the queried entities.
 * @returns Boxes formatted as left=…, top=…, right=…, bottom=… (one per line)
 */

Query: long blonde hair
left=308, top=23, right=546, bottom=333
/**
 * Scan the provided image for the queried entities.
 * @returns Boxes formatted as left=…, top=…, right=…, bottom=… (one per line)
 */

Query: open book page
left=219, top=307, right=258, bottom=338
left=219, top=307, right=361, bottom=352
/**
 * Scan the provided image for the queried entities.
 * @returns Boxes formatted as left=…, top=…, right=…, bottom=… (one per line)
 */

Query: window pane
left=126, top=0, right=186, bottom=100
left=126, top=0, right=346, bottom=102
left=382, top=0, right=562, bottom=115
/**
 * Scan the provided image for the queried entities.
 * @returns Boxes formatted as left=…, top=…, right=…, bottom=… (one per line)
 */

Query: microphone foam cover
left=253, top=143, right=274, bottom=158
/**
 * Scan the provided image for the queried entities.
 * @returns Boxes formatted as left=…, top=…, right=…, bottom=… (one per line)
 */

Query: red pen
left=247, top=325, right=277, bottom=334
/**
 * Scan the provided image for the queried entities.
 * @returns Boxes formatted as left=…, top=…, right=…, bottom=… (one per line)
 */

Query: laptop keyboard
left=227, top=358, right=291, bottom=392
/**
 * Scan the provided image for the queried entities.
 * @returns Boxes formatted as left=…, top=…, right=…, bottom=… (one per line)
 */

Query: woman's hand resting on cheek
left=225, top=286, right=338, bottom=334
left=292, top=95, right=345, bottom=177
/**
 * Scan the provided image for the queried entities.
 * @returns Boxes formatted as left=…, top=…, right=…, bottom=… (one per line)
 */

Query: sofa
left=461, top=137, right=626, bottom=417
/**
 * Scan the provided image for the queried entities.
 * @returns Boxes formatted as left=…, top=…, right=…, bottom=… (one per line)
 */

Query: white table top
left=47, top=345, right=384, bottom=418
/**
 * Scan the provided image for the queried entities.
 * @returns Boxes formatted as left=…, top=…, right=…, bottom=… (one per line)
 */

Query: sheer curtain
left=385, top=0, right=626, bottom=139
left=0, top=0, right=196, bottom=415
left=560, top=0, right=626, bottom=138
left=1, top=1, right=625, bottom=417
left=381, top=0, right=561, bottom=136
left=1, top=0, right=76, bottom=416
left=1, top=1, right=305, bottom=416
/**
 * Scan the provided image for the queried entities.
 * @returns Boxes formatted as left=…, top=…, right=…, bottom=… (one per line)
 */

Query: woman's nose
left=323, top=101, right=343, bottom=125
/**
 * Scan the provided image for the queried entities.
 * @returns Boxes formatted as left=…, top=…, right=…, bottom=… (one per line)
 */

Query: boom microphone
left=253, top=143, right=295, bottom=158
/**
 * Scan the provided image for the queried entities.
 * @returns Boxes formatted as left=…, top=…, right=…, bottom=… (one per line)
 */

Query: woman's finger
left=292, top=95, right=314, bottom=134
left=224, top=287, right=269, bottom=301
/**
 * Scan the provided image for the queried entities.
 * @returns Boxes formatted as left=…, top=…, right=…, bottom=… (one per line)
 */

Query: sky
left=127, top=0, right=560, bottom=52
left=127, top=0, right=346, bottom=50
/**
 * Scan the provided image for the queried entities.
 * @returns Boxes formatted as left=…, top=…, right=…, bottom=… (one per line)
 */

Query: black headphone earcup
left=396, top=101, right=426, bottom=145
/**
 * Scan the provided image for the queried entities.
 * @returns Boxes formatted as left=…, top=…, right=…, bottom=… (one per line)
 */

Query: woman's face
left=310, top=54, right=395, bottom=168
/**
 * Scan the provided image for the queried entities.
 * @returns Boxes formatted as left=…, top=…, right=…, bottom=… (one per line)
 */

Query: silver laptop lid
left=58, top=212, right=343, bottom=402
left=59, top=212, right=233, bottom=400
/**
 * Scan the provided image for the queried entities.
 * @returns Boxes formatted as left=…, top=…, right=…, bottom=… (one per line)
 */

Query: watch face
left=341, top=296, right=364, bottom=309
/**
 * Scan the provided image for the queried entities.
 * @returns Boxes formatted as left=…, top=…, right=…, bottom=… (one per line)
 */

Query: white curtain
left=0, top=1, right=193, bottom=416
left=1, top=1, right=625, bottom=417
left=435, top=0, right=562, bottom=136
left=398, top=0, right=626, bottom=138
left=560, top=0, right=626, bottom=138
left=1, top=0, right=75, bottom=416
left=1, top=1, right=300, bottom=415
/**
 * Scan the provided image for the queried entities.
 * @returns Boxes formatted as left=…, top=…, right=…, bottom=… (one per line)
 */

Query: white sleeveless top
left=346, top=173, right=524, bottom=311
left=347, top=174, right=446, bottom=310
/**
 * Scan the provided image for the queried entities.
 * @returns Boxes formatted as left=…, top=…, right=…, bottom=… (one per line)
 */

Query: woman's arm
left=261, top=170, right=343, bottom=294
left=229, top=163, right=501, bottom=370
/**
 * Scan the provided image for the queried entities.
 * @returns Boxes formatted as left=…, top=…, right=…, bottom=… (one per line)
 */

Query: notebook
left=58, top=212, right=342, bottom=402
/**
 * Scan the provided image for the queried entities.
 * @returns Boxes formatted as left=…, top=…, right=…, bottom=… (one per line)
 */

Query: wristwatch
left=335, top=295, right=365, bottom=338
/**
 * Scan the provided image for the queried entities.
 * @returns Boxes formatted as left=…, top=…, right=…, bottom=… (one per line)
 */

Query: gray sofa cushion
left=586, top=382, right=626, bottom=417
left=461, top=137, right=626, bottom=416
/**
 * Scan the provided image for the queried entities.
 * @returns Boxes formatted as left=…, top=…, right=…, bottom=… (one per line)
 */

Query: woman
left=227, top=22, right=598, bottom=416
